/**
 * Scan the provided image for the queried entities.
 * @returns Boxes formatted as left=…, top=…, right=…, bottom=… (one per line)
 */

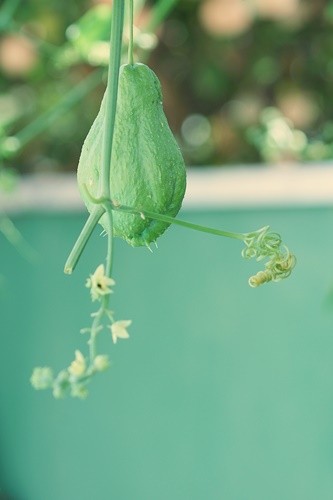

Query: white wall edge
left=1, top=163, right=333, bottom=214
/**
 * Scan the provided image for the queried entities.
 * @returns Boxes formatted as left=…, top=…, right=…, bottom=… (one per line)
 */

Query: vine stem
left=128, top=0, right=134, bottom=65
left=64, top=206, right=104, bottom=274
left=88, top=307, right=104, bottom=366
left=104, top=207, right=114, bottom=277
left=87, top=209, right=114, bottom=368
left=112, top=203, right=246, bottom=241
left=100, top=0, right=125, bottom=199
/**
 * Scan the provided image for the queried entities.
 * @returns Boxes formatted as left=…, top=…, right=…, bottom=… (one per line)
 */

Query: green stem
left=64, top=206, right=104, bottom=274
left=87, top=206, right=113, bottom=368
left=104, top=207, right=114, bottom=278
left=146, top=0, right=178, bottom=32
left=87, top=208, right=113, bottom=368
left=113, top=203, right=246, bottom=241
left=128, top=0, right=134, bottom=65
left=88, top=307, right=104, bottom=366
left=7, top=70, right=103, bottom=154
left=0, top=212, right=37, bottom=262
left=100, top=0, right=125, bottom=198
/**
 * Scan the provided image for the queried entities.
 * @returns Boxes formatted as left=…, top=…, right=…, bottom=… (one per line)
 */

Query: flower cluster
left=242, top=226, right=296, bottom=287
left=30, top=349, right=110, bottom=399
left=31, top=264, right=131, bottom=399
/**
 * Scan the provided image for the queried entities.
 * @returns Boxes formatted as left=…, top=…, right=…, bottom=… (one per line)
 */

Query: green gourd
left=77, top=62, right=186, bottom=247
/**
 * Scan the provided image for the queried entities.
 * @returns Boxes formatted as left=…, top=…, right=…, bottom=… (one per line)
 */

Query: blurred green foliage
left=0, top=0, right=333, bottom=175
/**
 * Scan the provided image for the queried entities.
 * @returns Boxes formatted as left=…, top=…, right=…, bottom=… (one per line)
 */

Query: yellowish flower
left=110, top=320, right=132, bottom=344
left=86, top=264, right=115, bottom=301
left=68, top=350, right=86, bottom=377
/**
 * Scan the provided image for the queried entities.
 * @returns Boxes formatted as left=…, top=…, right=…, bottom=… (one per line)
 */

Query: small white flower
left=71, top=384, right=88, bottom=399
left=86, top=264, right=115, bottom=301
left=30, top=367, right=53, bottom=390
left=110, top=320, right=132, bottom=344
left=68, top=350, right=86, bottom=377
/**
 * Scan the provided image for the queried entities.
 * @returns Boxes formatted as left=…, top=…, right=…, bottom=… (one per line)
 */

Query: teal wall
left=1, top=205, right=333, bottom=500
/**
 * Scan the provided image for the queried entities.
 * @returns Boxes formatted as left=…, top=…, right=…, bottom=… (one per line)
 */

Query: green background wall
left=1, top=204, right=333, bottom=499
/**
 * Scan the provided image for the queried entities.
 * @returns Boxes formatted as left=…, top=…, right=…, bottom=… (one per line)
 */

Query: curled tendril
left=242, top=226, right=282, bottom=260
left=242, top=226, right=296, bottom=288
